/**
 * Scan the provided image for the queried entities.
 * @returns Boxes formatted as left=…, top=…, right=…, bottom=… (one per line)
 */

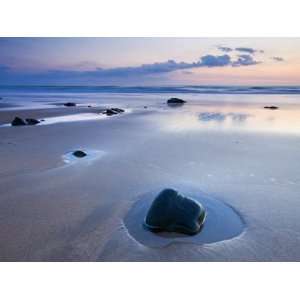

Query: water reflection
left=199, top=112, right=251, bottom=123
left=199, top=112, right=226, bottom=122
left=158, top=104, right=300, bottom=135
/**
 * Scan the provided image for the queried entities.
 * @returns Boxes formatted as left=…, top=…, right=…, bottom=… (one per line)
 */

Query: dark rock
left=63, top=102, right=76, bottom=107
left=264, top=106, right=279, bottom=110
left=111, top=108, right=125, bottom=113
left=103, top=108, right=124, bottom=116
left=167, top=98, right=186, bottom=105
left=144, top=188, right=206, bottom=235
left=72, top=150, right=87, bottom=158
left=26, top=118, right=40, bottom=125
left=103, top=109, right=118, bottom=116
left=88, top=105, right=92, bottom=108
left=11, top=117, right=26, bottom=126
left=144, top=106, right=148, bottom=109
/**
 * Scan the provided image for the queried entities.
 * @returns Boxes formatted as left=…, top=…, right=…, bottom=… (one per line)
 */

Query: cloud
left=232, top=54, right=260, bottom=67
left=272, top=56, right=284, bottom=62
left=200, top=54, right=231, bottom=67
left=42, top=54, right=236, bottom=79
left=217, top=46, right=233, bottom=52
left=0, top=53, right=262, bottom=84
left=235, top=47, right=264, bottom=54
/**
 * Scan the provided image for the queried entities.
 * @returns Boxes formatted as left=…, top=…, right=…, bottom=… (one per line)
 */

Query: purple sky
left=0, top=38, right=297, bottom=85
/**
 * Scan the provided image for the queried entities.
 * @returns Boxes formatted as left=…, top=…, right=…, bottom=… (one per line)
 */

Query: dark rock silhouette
left=103, top=108, right=125, bottom=116
left=72, top=150, right=87, bottom=158
left=11, top=117, right=27, bottom=126
left=63, top=102, right=76, bottom=107
left=104, top=109, right=118, bottom=116
left=111, top=108, right=125, bottom=113
left=144, top=188, right=206, bottom=235
left=167, top=98, right=186, bottom=105
left=264, top=106, right=279, bottom=110
left=26, top=118, right=40, bottom=125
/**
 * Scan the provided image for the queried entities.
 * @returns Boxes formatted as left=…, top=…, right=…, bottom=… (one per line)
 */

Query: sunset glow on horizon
left=0, top=37, right=299, bottom=85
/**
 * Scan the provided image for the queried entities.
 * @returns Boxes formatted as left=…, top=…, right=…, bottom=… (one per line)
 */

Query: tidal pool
left=124, top=187, right=245, bottom=248
left=62, top=149, right=106, bottom=164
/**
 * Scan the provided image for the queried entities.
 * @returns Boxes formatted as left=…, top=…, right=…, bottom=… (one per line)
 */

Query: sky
left=0, top=38, right=299, bottom=86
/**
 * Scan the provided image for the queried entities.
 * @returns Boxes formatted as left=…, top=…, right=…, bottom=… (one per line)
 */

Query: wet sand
left=1, top=101, right=300, bottom=261
left=0, top=106, right=106, bottom=125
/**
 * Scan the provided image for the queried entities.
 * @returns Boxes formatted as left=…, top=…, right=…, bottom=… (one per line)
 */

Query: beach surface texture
left=0, top=86, right=300, bottom=261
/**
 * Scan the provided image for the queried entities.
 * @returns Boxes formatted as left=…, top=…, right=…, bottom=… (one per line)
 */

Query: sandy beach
left=0, top=91, right=300, bottom=261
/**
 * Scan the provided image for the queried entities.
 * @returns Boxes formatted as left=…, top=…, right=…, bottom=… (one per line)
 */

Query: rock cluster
left=102, top=108, right=125, bottom=116
left=11, top=117, right=40, bottom=126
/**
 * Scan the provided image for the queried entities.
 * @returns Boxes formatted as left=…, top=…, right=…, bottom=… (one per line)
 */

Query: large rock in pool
left=167, top=98, right=186, bottom=105
left=11, top=117, right=26, bottom=126
left=144, top=188, right=206, bottom=235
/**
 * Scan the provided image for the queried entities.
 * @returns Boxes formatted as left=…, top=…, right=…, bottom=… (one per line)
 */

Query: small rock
left=111, top=108, right=125, bottom=113
left=26, top=118, right=40, bottom=125
left=72, top=150, right=87, bottom=158
left=167, top=98, right=186, bottom=105
left=264, top=106, right=279, bottom=110
left=102, top=108, right=125, bottom=116
left=11, top=117, right=26, bottom=126
left=103, top=109, right=118, bottom=116
left=64, top=102, right=76, bottom=107
left=144, top=106, right=148, bottom=109
left=144, top=188, right=206, bottom=235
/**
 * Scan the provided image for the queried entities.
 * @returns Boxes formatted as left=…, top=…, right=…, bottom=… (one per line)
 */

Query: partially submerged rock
left=144, top=188, right=206, bottom=235
left=72, top=150, right=87, bottom=158
left=26, top=118, right=40, bottom=125
left=103, top=108, right=125, bottom=116
left=11, top=117, right=27, bottom=126
left=104, top=109, right=118, bottom=116
left=111, top=108, right=125, bottom=113
left=11, top=117, right=41, bottom=126
left=264, top=106, right=279, bottom=110
left=167, top=98, right=186, bottom=105
left=63, top=102, right=76, bottom=107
